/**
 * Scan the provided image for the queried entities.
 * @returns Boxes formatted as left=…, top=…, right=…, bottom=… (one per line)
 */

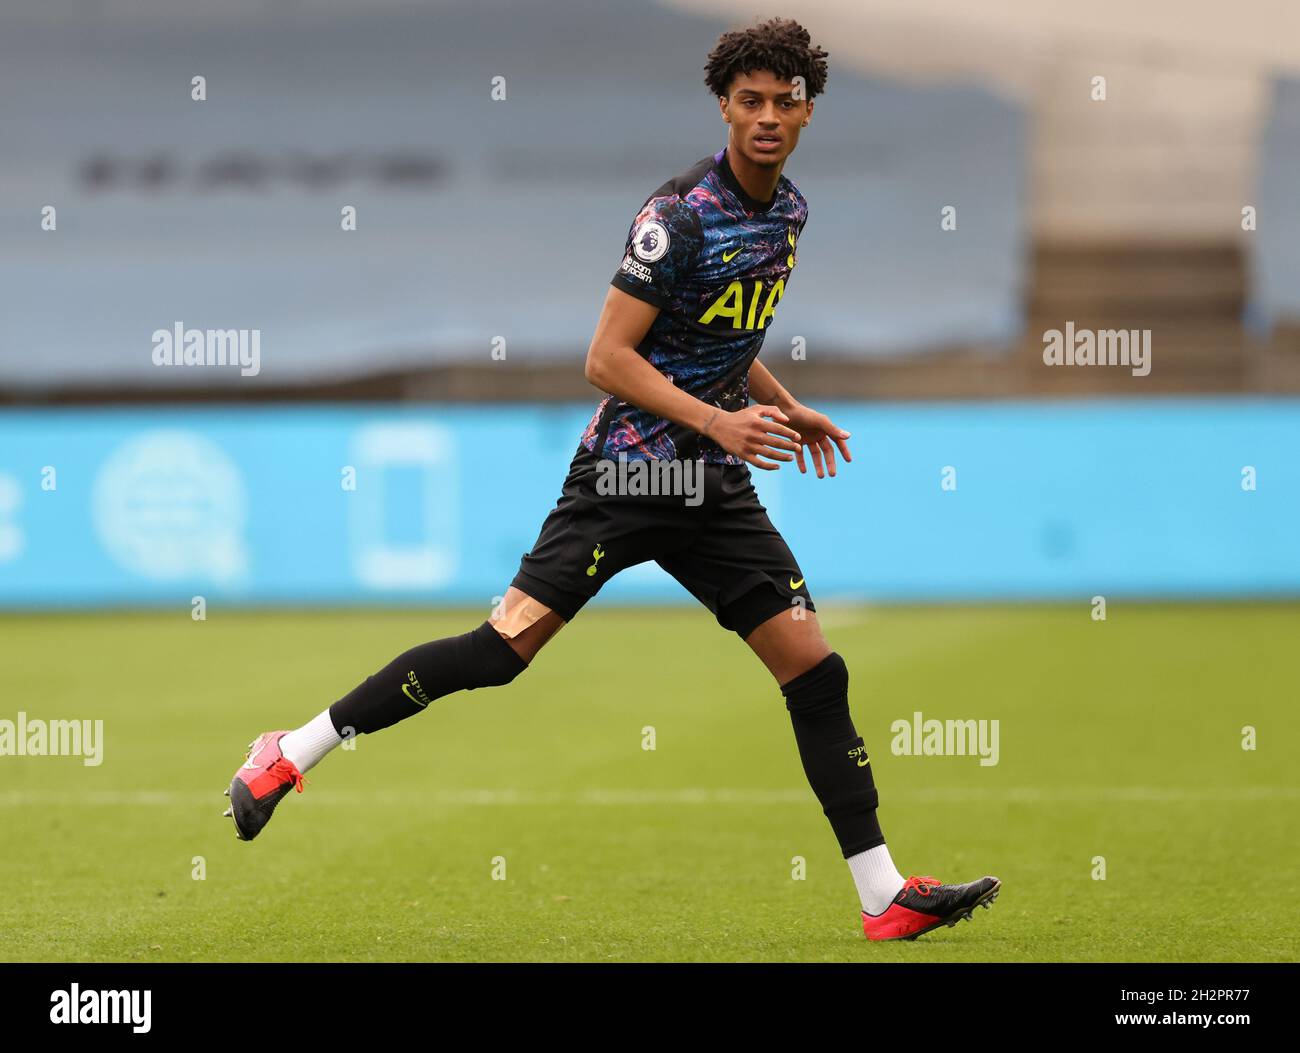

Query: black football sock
left=780, top=652, right=886, bottom=857
left=328, top=621, right=527, bottom=736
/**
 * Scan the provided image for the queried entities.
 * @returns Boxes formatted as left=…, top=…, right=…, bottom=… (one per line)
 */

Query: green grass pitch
left=1, top=603, right=1296, bottom=962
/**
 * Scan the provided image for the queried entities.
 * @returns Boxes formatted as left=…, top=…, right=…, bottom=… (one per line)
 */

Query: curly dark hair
left=703, top=16, right=829, bottom=100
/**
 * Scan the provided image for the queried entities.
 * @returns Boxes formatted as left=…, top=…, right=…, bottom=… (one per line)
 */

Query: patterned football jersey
left=580, top=146, right=808, bottom=463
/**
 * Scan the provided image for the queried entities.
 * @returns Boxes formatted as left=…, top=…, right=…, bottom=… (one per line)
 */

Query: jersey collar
left=714, top=146, right=778, bottom=214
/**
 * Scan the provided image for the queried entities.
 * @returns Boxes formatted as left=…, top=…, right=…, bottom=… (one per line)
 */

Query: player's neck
left=723, top=145, right=781, bottom=207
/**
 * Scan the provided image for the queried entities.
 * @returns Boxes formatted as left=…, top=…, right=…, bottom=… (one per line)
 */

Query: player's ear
left=803, top=99, right=813, bottom=125
left=718, top=94, right=730, bottom=122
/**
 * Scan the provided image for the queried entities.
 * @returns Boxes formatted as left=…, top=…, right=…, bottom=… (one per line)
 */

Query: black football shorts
left=510, top=444, right=815, bottom=639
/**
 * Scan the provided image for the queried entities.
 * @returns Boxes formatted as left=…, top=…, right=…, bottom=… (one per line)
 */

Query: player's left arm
left=748, top=358, right=851, bottom=478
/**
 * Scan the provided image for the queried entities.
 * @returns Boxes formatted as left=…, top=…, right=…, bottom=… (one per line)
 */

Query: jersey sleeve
left=610, top=194, right=704, bottom=309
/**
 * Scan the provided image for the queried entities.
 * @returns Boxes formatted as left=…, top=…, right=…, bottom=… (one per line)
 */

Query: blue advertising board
left=0, top=400, right=1294, bottom=608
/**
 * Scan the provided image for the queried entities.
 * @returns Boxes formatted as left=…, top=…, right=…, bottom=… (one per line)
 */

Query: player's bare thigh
left=489, top=585, right=568, bottom=662
left=744, top=607, right=833, bottom=686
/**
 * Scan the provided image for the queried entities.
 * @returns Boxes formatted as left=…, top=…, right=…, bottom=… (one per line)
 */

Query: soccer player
left=225, top=16, right=1000, bottom=942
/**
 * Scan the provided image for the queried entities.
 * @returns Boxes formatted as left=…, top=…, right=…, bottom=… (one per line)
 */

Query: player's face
left=720, top=69, right=813, bottom=168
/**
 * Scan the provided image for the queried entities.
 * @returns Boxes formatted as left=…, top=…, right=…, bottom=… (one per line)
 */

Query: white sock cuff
left=847, top=843, right=906, bottom=916
left=279, top=709, right=344, bottom=774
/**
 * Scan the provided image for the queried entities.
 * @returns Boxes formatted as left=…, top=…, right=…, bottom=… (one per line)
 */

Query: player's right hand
left=705, top=404, right=802, bottom=470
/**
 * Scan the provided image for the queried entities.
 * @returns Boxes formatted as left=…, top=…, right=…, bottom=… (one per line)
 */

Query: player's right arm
left=584, top=285, right=801, bottom=469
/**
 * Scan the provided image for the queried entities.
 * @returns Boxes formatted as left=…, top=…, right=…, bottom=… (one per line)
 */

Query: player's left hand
left=782, top=402, right=852, bottom=478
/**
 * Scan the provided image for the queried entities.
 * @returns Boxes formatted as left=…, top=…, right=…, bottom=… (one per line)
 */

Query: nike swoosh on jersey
left=789, top=576, right=805, bottom=589
left=722, top=246, right=741, bottom=262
